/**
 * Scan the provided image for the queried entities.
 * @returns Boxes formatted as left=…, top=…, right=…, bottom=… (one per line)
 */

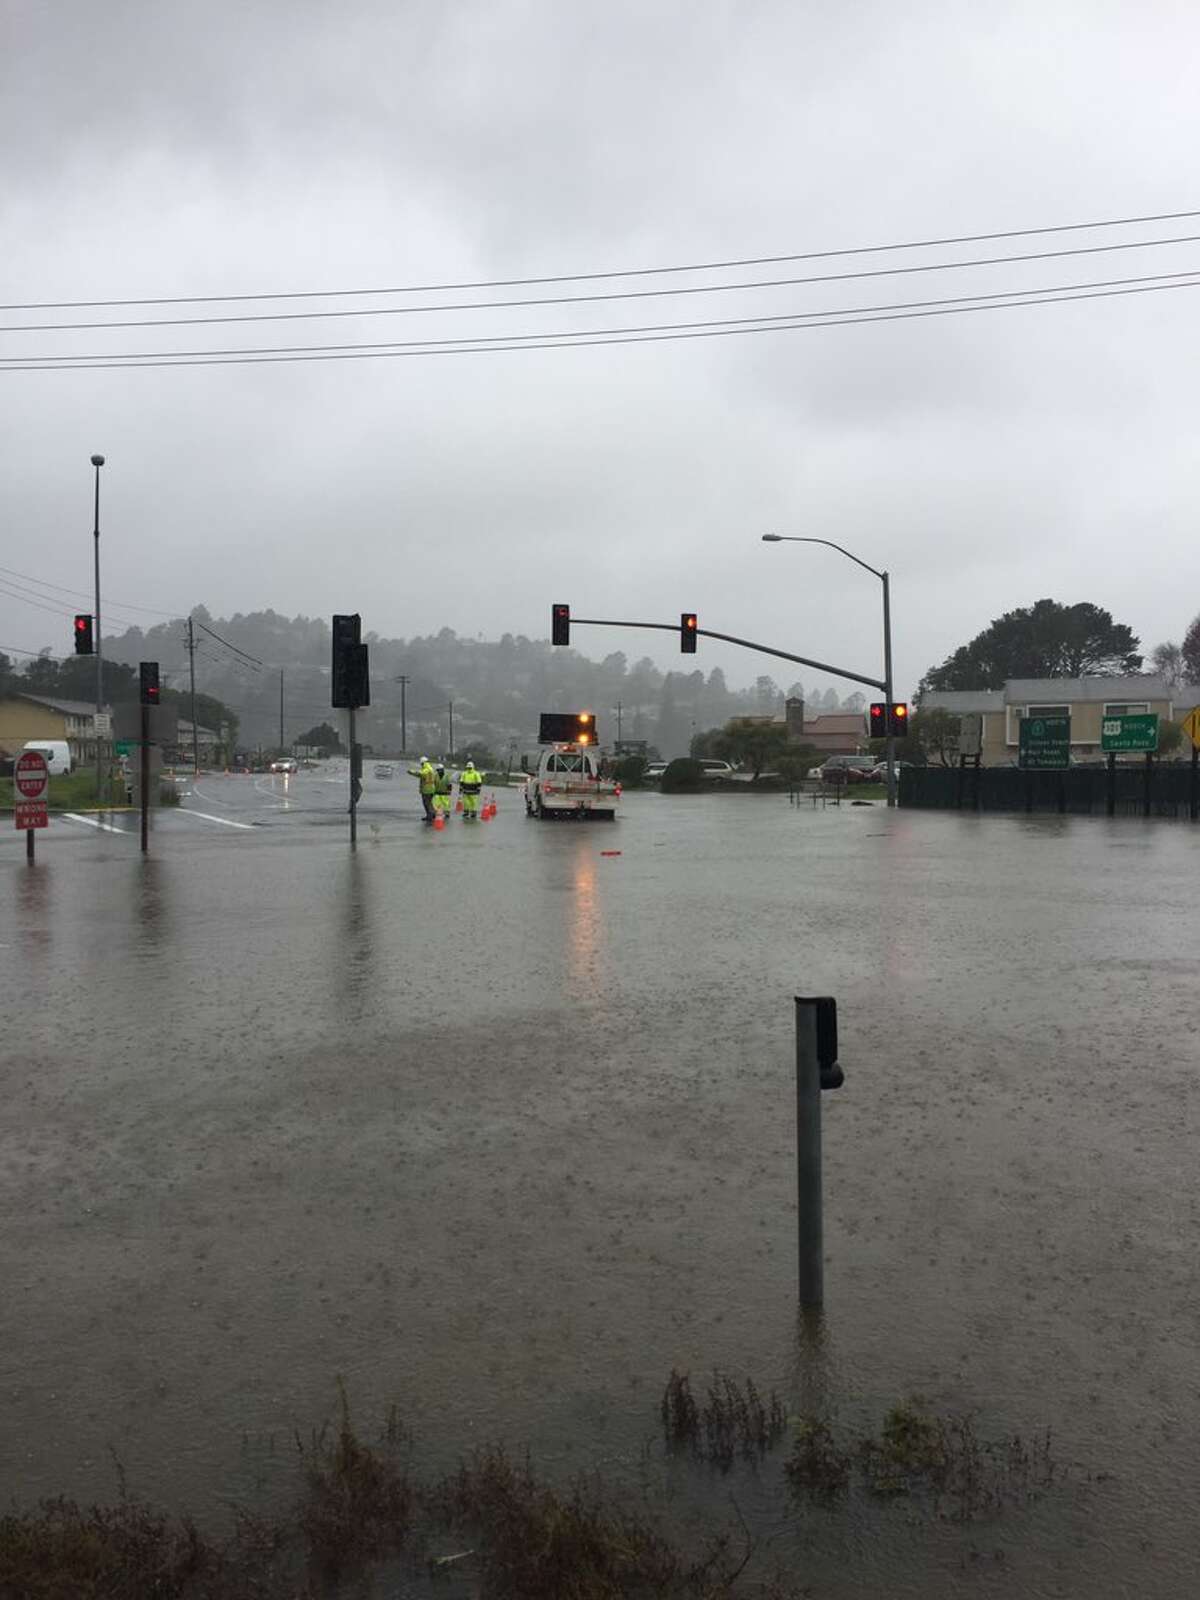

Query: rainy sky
left=4, top=0, right=1200, bottom=700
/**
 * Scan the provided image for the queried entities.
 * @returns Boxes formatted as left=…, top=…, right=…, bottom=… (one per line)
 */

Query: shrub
left=660, top=757, right=704, bottom=791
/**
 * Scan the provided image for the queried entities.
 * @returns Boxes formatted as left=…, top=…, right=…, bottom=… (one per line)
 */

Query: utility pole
left=448, top=699, right=454, bottom=759
left=396, top=674, right=409, bottom=753
left=186, top=618, right=200, bottom=775
left=91, top=455, right=105, bottom=803
left=279, top=668, right=284, bottom=753
left=615, top=700, right=623, bottom=744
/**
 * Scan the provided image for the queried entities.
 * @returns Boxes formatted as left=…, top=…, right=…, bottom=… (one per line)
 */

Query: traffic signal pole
left=795, top=998, right=824, bottom=1308
left=882, top=571, right=896, bottom=808
left=567, top=617, right=887, bottom=693
left=349, top=706, right=358, bottom=848
left=140, top=699, right=149, bottom=854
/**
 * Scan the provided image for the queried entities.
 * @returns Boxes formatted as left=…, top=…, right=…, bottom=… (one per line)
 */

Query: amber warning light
left=539, top=712, right=600, bottom=744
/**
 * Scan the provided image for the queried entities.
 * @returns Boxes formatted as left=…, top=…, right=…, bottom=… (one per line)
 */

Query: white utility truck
left=524, top=712, right=619, bottom=820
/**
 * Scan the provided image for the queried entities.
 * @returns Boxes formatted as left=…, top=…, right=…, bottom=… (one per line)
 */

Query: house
left=783, top=698, right=867, bottom=755
left=173, top=719, right=221, bottom=761
left=0, top=692, right=104, bottom=768
left=921, top=676, right=1174, bottom=765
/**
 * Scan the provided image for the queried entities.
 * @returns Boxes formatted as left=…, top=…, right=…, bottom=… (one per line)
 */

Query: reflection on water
left=135, top=856, right=171, bottom=951
left=568, top=851, right=600, bottom=992
left=17, top=858, right=53, bottom=954
left=335, top=851, right=373, bottom=1011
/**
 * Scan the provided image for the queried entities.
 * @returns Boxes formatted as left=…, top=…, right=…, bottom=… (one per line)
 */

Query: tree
left=712, top=718, right=792, bottom=779
left=296, top=721, right=344, bottom=755
left=910, top=708, right=962, bottom=767
left=1158, top=719, right=1185, bottom=757
left=1182, top=615, right=1200, bottom=686
left=920, top=599, right=1142, bottom=692
left=1151, top=641, right=1187, bottom=696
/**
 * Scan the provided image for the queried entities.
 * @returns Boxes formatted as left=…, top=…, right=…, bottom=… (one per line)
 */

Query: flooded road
left=3, top=773, right=1199, bottom=1594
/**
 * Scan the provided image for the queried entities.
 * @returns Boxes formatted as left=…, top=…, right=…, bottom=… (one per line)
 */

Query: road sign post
left=14, top=749, right=48, bottom=862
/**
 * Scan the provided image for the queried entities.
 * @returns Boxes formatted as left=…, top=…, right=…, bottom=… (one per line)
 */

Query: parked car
left=697, top=759, right=735, bottom=781
left=269, top=757, right=298, bottom=774
left=374, top=763, right=394, bottom=779
left=869, top=760, right=913, bottom=783
left=643, top=762, right=669, bottom=781
left=817, top=755, right=876, bottom=783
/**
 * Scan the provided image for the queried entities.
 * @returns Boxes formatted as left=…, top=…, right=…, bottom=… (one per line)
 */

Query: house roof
left=803, top=713, right=866, bottom=733
left=5, top=691, right=101, bottom=718
left=1003, top=675, right=1169, bottom=704
left=923, top=677, right=1171, bottom=712
left=920, top=690, right=1006, bottom=714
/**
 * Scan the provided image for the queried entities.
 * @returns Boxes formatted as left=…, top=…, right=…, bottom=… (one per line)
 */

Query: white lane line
left=62, top=812, right=131, bottom=833
left=191, top=783, right=232, bottom=808
left=178, top=808, right=257, bottom=830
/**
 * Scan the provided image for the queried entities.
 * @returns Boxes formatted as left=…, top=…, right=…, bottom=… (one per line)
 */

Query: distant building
left=0, top=691, right=104, bottom=768
left=783, top=697, right=867, bottom=754
left=921, top=676, right=1174, bottom=764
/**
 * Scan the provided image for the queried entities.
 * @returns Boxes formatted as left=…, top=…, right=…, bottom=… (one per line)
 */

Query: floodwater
left=2, top=774, right=1199, bottom=1596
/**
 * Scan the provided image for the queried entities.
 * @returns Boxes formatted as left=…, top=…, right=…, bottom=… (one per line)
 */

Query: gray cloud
left=4, top=0, right=1200, bottom=700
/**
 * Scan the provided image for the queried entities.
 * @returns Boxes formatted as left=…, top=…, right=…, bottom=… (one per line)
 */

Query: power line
left=0, top=563, right=178, bottom=617
left=11, top=266, right=1198, bottom=368
left=5, top=231, right=1200, bottom=336
left=5, top=274, right=1198, bottom=373
left=4, top=205, right=1198, bottom=312
left=193, top=617, right=263, bottom=668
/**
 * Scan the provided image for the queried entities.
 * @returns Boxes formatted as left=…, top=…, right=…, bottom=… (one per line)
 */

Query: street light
left=761, top=533, right=896, bottom=807
left=91, top=454, right=105, bottom=803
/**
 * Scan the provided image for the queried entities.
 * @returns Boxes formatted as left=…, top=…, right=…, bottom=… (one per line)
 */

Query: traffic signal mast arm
left=564, top=615, right=887, bottom=693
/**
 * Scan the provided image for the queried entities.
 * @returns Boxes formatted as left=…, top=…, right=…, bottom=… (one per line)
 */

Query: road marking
left=191, top=783, right=232, bottom=808
left=178, top=808, right=257, bottom=830
left=62, top=812, right=129, bottom=833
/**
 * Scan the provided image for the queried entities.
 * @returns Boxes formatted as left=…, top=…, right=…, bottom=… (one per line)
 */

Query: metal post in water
left=140, top=700, right=149, bottom=854
left=349, top=705, right=358, bottom=848
left=1107, top=752, right=1117, bottom=818
left=1191, top=747, right=1198, bottom=822
left=795, top=998, right=824, bottom=1309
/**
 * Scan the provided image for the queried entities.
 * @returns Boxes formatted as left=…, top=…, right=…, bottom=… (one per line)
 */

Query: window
left=548, top=753, right=584, bottom=773
left=1103, top=702, right=1148, bottom=717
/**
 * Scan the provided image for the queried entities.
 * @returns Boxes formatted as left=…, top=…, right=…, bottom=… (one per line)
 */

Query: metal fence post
left=795, top=998, right=824, bottom=1309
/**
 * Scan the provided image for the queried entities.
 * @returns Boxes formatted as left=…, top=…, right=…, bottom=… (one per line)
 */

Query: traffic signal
left=681, top=612, right=698, bottom=653
left=139, top=662, right=160, bottom=705
left=551, top=603, right=570, bottom=646
left=73, top=614, right=94, bottom=655
left=889, top=702, right=909, bottom=736
left=331, top=613, right=370, bottom=708
left=869, top=702, right=886, bottom=738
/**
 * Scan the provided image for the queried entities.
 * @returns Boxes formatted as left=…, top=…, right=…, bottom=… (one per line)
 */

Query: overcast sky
left=3, top=0, right=1199, bottom=700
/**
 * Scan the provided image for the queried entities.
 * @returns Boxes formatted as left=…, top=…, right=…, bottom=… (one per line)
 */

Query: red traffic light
left=73, top=614, right=94, bottom=655
left=869, top=702, right=886, bottom=731
left=551, top=604, right=570, bottom=646
left=680, top=612, right=698, bottom=654
left=139, top=661, right=161, bottom=705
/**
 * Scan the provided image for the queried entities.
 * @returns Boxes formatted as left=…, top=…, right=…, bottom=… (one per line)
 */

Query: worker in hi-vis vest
left=408, top=756, right=437, bottom=824
left=458, top=758, right=483, bottom=820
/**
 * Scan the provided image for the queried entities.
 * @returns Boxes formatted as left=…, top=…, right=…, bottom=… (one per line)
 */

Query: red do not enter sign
left=14, top=750, right=49, bottom=800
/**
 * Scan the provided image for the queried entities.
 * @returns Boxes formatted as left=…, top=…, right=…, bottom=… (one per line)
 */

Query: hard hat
left=420, top=755, right=428, bottom=763
left=436, top=763, right=445, bottom=772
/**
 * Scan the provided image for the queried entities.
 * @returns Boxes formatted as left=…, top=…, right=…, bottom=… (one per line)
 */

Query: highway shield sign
left=1101, top=713, right=1159, bottom=753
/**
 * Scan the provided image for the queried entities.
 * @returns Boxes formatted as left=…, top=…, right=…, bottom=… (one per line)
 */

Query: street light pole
left=761, top=534, right=897, bottom=807
left=91, top=454, right=105, bottom=804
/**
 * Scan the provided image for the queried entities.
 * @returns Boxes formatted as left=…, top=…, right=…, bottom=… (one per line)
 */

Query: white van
left=21, top=740, right=72, bottom=776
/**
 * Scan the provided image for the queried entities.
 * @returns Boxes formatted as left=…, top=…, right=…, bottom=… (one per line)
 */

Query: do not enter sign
left=14, top=749, right=49, bottom=832
left=15, top=750, right=49, bottom=799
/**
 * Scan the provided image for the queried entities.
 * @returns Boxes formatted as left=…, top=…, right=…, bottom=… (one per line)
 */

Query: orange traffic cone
left=433, top=813, right=446, bottom=831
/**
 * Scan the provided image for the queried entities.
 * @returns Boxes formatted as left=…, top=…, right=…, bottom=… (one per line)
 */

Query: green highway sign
left=1019, top=715, right=1070, bottom=769
left=1101, top=713, right=1158, bottom=753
